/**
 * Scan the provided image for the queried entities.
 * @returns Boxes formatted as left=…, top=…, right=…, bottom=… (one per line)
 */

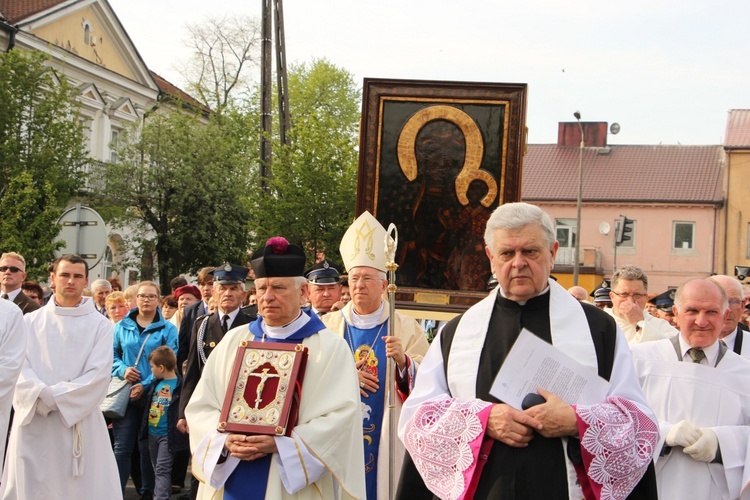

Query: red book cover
left=218, top=340, right=308, bottom=437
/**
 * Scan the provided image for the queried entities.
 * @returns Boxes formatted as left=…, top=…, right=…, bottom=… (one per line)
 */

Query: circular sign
left=55, top=204, right=108, bottom=268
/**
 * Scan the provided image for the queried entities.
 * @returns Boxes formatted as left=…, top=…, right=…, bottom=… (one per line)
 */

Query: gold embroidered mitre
left=339, top=211, right=389, bottom=273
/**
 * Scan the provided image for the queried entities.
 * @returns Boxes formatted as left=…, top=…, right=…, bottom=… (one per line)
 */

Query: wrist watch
left=635, top=320, right=644, bottom=332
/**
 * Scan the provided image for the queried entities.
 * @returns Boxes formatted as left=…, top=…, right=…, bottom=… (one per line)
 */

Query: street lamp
left=573, top=111, right=584, bottom=285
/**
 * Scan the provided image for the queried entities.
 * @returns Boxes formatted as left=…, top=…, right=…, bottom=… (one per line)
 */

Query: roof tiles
left=522, top=144, right=724, bottom=204
left=725, top=110, right=750, bottom=148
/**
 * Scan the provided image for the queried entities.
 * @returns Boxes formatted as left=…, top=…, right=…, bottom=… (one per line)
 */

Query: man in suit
left=90, top=278, right=112, bottom=317
left=177, top=266, right=215, bottom=374
left=710, top=274, right=750, bottom=358
left=0, top=252, right=41, bottom=315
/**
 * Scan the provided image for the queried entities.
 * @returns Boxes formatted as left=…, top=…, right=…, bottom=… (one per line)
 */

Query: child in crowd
left=141, top=346, right=189, bottom=500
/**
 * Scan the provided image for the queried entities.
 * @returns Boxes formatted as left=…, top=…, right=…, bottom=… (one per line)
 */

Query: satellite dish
left=610, top=123, right=621, bottom=135
left=55, top=204, right=108, bottom=269
left=599, top=222, right=611, bottom=235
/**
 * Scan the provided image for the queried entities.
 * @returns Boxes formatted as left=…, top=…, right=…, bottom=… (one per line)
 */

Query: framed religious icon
left=218, top=341, right=308, bottom=437
left=357, top=78, right=527, bottom=311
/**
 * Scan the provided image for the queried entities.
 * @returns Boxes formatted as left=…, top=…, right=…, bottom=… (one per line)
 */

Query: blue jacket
left=112, top=308, right=179, bottom=388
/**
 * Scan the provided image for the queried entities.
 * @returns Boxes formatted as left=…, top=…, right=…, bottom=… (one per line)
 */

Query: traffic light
left=615, top=216, right=634, bottom=245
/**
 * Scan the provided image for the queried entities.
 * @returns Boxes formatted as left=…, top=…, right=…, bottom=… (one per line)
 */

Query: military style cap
left=653, top=289, right=676, bottom=311
left=339, top=210, right=391, bottom=273
left=593, top=287, right=612, bottom=303
left=211, top=263, right=249, bottom=285
left=305, top=259, right=342, bottom=285
left=251, top=237, right=306, bottom=278
left=589, top=280, right=611, bottom=298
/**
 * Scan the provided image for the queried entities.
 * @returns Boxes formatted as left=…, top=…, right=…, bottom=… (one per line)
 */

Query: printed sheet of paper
left=490, top=328, right=611, bottom=410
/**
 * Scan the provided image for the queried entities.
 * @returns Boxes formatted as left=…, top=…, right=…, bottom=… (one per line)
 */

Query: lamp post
left=573, top=111, right=584, bottom=285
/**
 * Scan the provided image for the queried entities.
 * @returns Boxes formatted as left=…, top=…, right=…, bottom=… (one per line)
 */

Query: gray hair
left=91, top=279, right=112, bottom=292
left=611, top=265, right=648, bottom=291
left=483, top=202, right=556, bottom=252
left=674, top=278, right=728, bottom=311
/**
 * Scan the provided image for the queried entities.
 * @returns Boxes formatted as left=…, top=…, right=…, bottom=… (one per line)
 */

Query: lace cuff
left=573, top=396, right=659, bottom=500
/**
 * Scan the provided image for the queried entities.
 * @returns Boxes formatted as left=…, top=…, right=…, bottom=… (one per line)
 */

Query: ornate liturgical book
left=218, top=340, right=308, bottom=437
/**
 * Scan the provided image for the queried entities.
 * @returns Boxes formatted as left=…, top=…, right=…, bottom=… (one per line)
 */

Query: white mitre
left=339, top=210, right=390, bottom=273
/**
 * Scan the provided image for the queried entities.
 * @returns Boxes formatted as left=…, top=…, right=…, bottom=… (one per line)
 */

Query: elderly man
left=322, top=211, right=429, bottom=500
left=304, top=259, right=343, bottom=316
left=185, top=237, right=365, bottom=499
left=90, top=279, right=112, bottom=317
left=608, top=265, right=677, bottom=345
left=710, top=275, right=750, bottom=359
left=0, top=252, right=40, bottom=315
left=178, top=263, right=253, bottom=432
left=567, top=285, right=588, bottom=302
left=398, top=202, right=658, bottom=499
left=631, top=278, right=750, bottom=499
left=1, top=254, right=120, bottom=498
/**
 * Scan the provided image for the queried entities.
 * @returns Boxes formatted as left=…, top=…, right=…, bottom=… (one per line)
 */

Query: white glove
left=665, top=420, right=701, bottom=447
left=683, top=428, right=718, bottom=462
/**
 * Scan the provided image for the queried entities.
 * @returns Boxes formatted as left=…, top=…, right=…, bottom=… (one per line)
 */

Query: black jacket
left=140, top=375, right=190, bottom=453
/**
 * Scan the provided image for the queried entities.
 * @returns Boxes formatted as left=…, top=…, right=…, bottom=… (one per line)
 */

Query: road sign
left=55, top=204, right=108, bottom=268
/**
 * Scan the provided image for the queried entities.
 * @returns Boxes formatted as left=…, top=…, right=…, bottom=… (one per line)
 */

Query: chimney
left=557, top=122, right=608, bottom=147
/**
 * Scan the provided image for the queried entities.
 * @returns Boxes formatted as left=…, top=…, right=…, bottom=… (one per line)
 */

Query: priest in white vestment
left=185, top=237, right=365, bottom=499
left=1, top=255, right=121, bottom=499
left=631, top=278, right=750, bottom=500
left=710, top=275, right=750, bottom=359
left=321, top=210, right=429, bottom=500
left=398, top=203, right=659, bottom=500
left=0, top=299, right=26, bottom=473
left=607, top=265, right=677, bottom=346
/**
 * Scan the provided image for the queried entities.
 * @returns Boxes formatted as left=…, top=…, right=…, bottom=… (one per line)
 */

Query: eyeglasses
left=611, top=291, right=647, bottom=301
left=728, top=298, right=744, bottom=307
left=0, top=266, right=23, bottom=273
left=136, top=293, right=159, bottom=301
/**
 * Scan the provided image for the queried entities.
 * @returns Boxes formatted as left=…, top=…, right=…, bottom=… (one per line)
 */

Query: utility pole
left=260, top=0, right=290, bottom=192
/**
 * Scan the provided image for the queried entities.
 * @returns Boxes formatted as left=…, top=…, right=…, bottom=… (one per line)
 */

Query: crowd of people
left=1, top=201, right=750, bottom=499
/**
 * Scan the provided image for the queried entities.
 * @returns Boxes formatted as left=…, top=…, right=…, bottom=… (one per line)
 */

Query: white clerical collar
left=497, top=284, right=551, bottom=306
left=351, top=301, right=385, bottom=329
left=678, top=335, right=720, bottom=366
left=262, top=311, right=310, bottom=339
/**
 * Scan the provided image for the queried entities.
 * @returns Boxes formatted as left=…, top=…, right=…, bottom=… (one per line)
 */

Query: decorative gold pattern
left=396, top=105, right=498, bottom=208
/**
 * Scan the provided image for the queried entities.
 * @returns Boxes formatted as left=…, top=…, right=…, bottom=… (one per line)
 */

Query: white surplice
left=631, top=338, right=750, bottom=500
left=0, top=298, right=121, bottom=500
left=185, top=320, right=365, bottom=500
left=0, top=300, right=26, bottom=472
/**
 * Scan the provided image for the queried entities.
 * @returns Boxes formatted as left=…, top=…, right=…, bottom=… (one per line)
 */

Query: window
left=82, top=20, right=92, bottom=45
left=555, top=218, right=577, bottom=248
left=109, top=128, right=120, bottom=162
left=673, top=222, right=695, bottom=250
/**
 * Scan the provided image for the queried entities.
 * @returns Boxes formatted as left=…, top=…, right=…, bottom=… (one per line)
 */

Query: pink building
left=523, top=122, right=724, bottom=294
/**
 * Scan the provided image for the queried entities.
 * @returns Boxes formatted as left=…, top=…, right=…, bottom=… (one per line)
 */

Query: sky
left=108, top=0, right=750, bottom=145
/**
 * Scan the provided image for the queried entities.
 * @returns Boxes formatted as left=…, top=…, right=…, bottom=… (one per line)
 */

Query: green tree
left=0, top=50, right=88, bottom=279
left=95, top=109, right=255, bottom=293
left=250, top=58, right=360, bottom=262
